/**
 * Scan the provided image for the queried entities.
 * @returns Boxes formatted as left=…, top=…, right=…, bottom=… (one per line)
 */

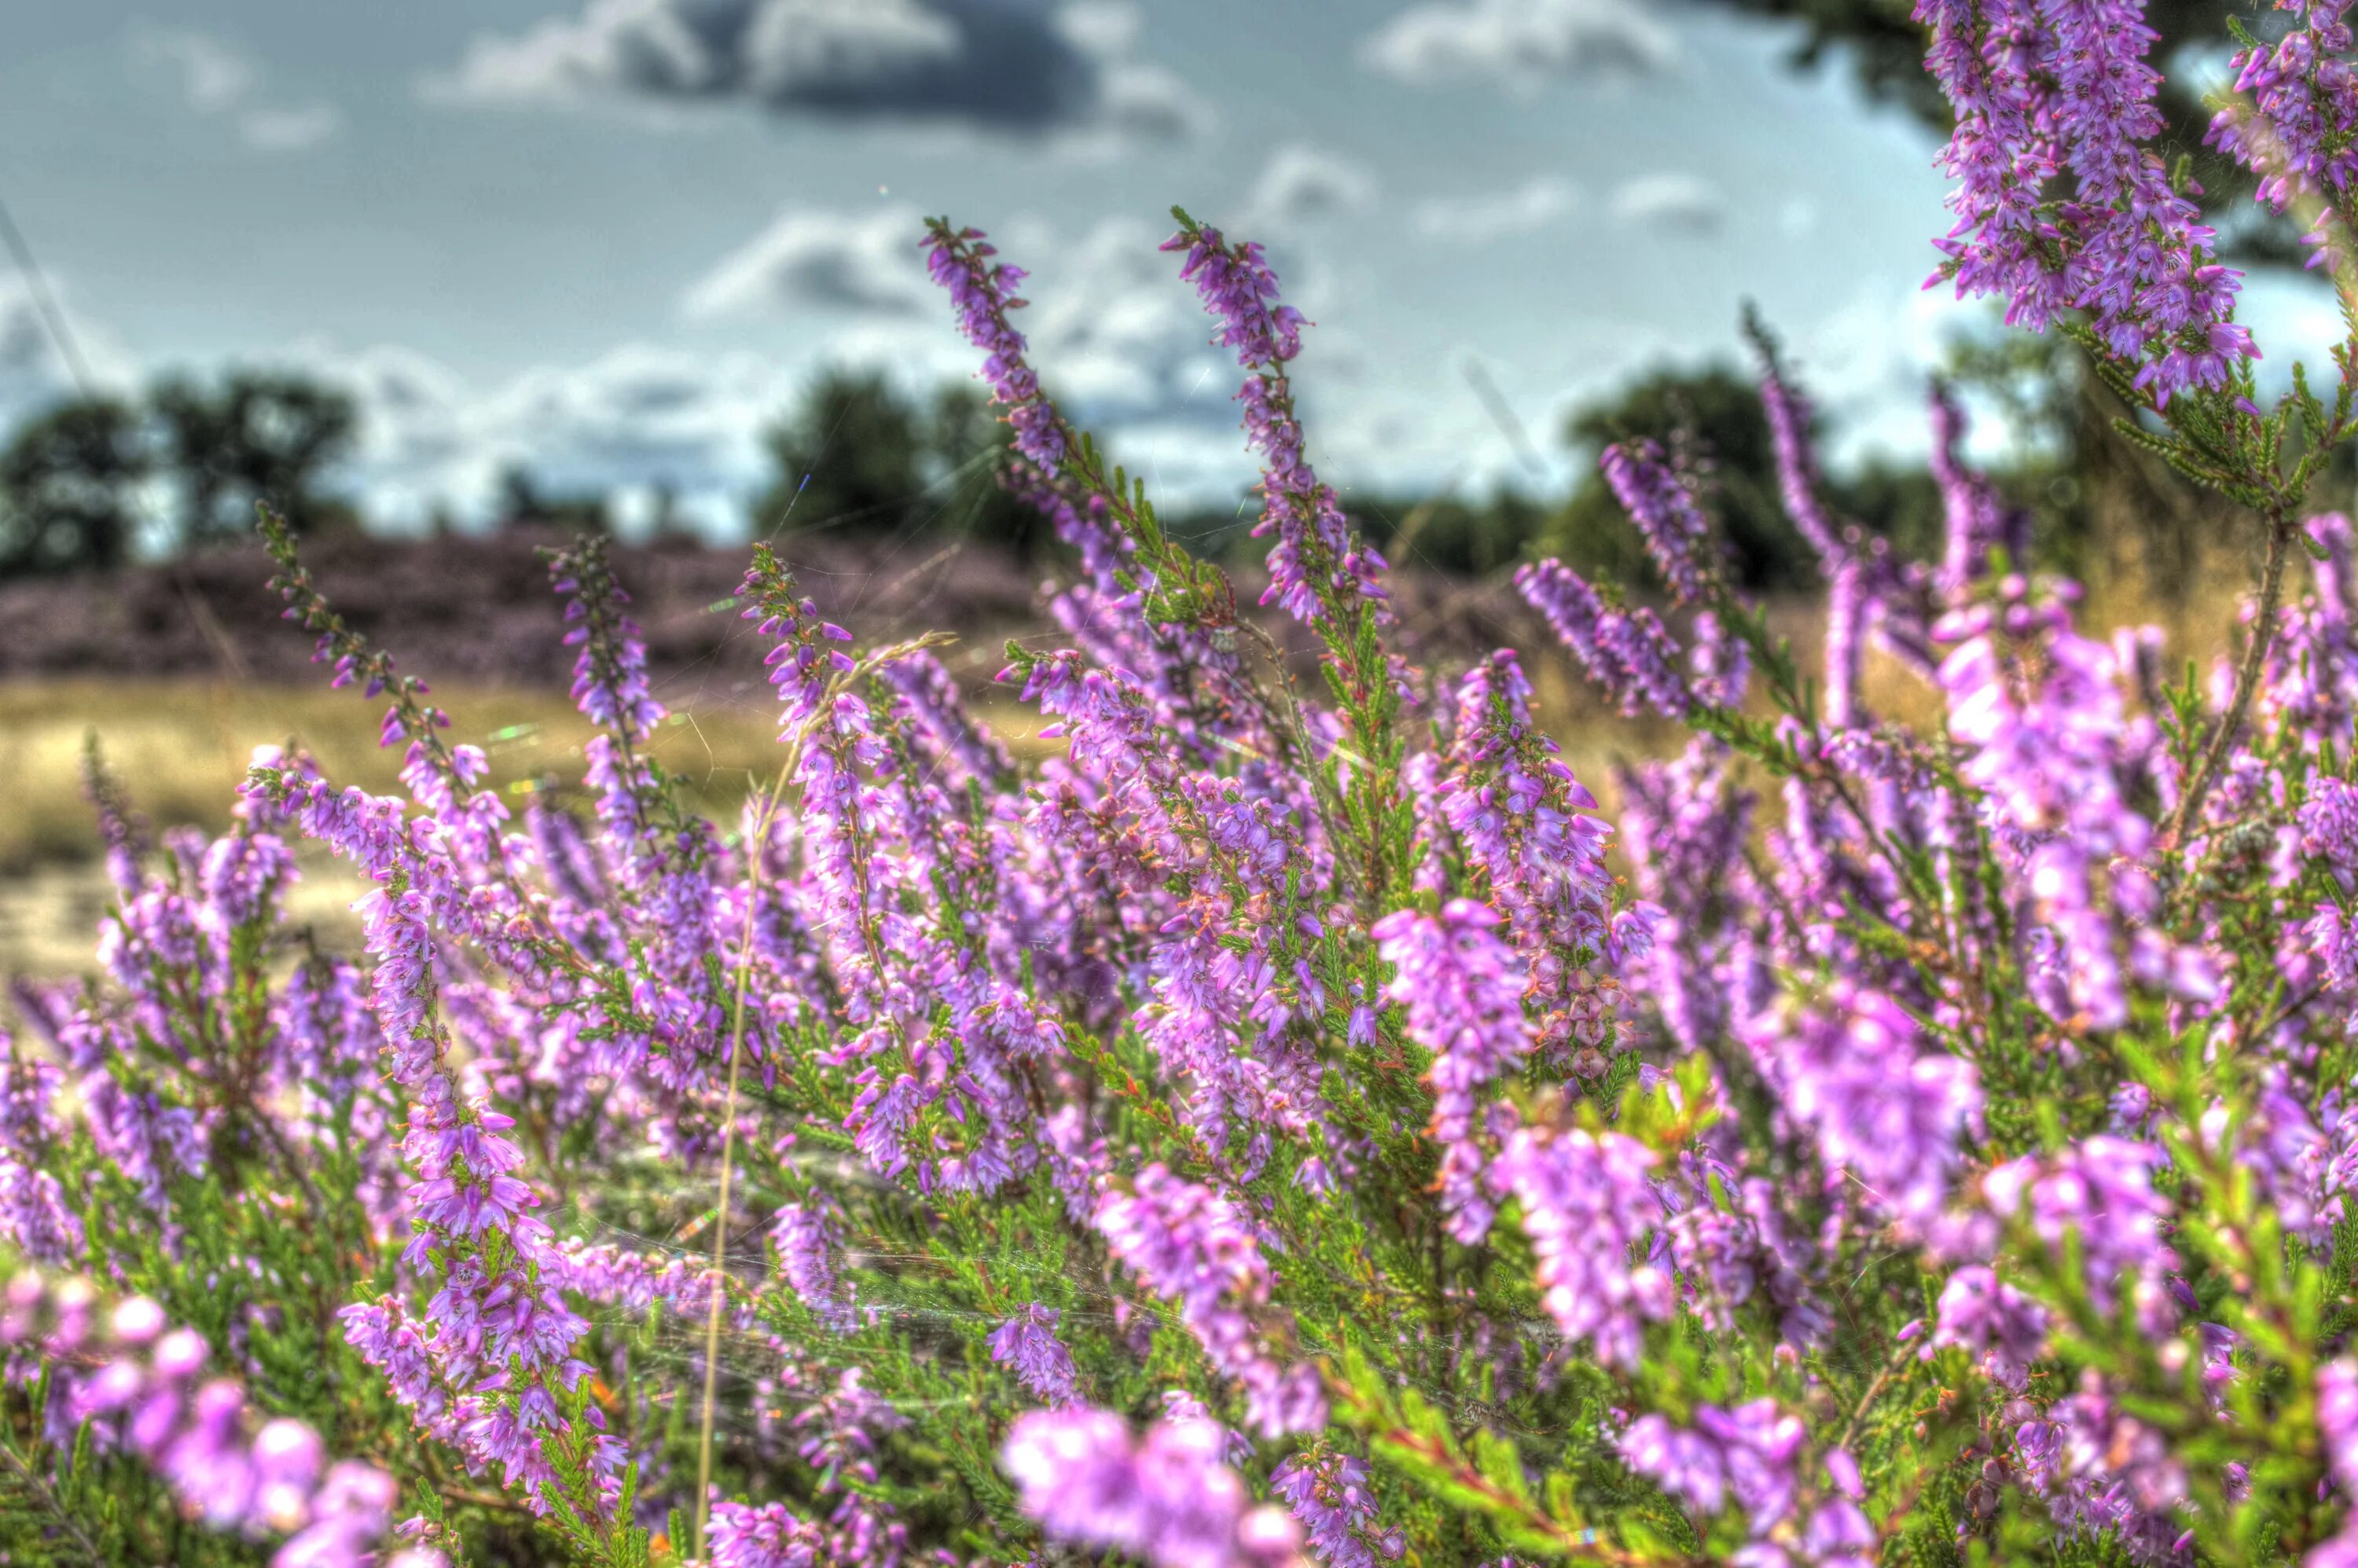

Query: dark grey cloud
left=435, top=0, right=1205, bottom=140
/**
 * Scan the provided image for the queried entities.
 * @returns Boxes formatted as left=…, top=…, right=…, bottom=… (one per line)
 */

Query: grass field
left=0, top=574, right=2249, bottom=979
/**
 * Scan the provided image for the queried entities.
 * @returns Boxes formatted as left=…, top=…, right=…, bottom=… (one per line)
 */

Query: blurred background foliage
left=6, top=327, right=2344, bottom=615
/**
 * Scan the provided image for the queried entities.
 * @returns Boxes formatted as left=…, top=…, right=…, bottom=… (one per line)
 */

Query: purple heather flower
left=1619, top=1399, right=1805, bottom=1535
left=924, top=221, right=1064, bottom=470
left=1600, top=439, right=1713, bottom=604
left=1927, top=1265, right=2050, bottom=1390
left=1915, top=0, right=2253, bottom=405
left=1489, top=1125, right=1669, bottom=1369
left=1616, top=739, right=1752, bottom=1049
left=1438, top=652, right=1626, bottom=975
left=1372, top=900, right=1530, bottom=1243
left=1162, top=219, right=1386, bottom=626
left=248, top=765, right=604, bottom=1515
left=1269, top=1451, right=1404, bottom=1568
left=1688, top=609, right=1750, bottom=708
left=1742, top=984, right=1982, bottom=1235
left=1093, top=1166, right=1325, bottom=1437
left=1929, top=384, right=2029, bottom=607
left=988, top=1304, right=1083, bottom=1407
left=1161, top=1390, right=1254, bottom=1466
left=706, top=1501, right=830, bottom=1568
left=773, top=1199, right=857, bottom=1334
left=2209, top=2, right=2358, bottom=266
left=2319, top=1357, right=2358, bottom=1567
left=1517, top=560, right=1689, bottom=718
left=1001, top=1408, right=1306, bottom=1568
left=4, top=1270, right=398, bottom=1563
left=2011, top=1372, right=2193, bottom=1566
left=1985, top=1137, right=2176, bottom=1327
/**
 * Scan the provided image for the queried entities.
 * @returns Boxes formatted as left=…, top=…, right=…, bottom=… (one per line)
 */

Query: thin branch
left=692, top=772, right=788, bottom=1562
left=2166, top=502, right=2297, bottom=849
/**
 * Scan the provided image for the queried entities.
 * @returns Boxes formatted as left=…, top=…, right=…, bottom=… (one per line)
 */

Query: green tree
left=0, top=397, right=152, bottom=576
left=756, top=371, right=1062, bottom=558
left=923, top=381, right=1060, bottom=557
left=1540, top=365, right=1813, bottom=591
left=1536, top=364, right=1948, bottom=593
left=150, top=369, right=358, bottom=546
left=755, top=368, right=928, bottom=540
left=494, top=465, right=610, bottom=535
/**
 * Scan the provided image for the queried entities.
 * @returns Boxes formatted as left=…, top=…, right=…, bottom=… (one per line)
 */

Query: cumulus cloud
left=1411, top=174, right=1579, bottom=241
left=1359, top=0, right=1677, bottom=89
left=431, top=0, right=1207, bottom=142
left=127, top=24, right=343, bottom=152
left=288, top=338, right=813, bottom=534
left=1242, top=145, right=1379, bottom=232
left=133, top=26, right=255, bottom=112
left=681, top=206, right=934, bottom=321
left=1609, top=171, right=1721, bottom=235
left=296, top=282, right=1259, bottom=532
left=237, top=103, right=343, bottom=152
left=1018, top=215, right=1234, bottom=424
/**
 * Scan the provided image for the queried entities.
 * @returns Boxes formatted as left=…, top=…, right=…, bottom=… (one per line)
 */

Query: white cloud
left=132, top=26, right=255, bottom=113
left=681, top=207, right=934, bottom=321
left=291, top=338, right=813, bottom=534
left=1243, top=145, right=1379, bottom=232
left=1609, top=171, right=1721, bottom=235
left=678, top=204, right=1251, bottom=443
left=1019, top=215, right=1235, bottom=424
left=1411, top=174, right=1580, bottom=241
left=430, top=0, right=1207, bottom=144
left=238, top=102, right=343, bottom=152
left=1089, top=60, right=1210, bottom=145
left=126, top=24, right=341, bottom=153
left=1359, top=0, right=1678, bottom=89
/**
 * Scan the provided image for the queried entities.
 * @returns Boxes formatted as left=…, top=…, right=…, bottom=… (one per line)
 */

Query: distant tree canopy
left=0, top=399, right=149, bottom=575
left=0, top=369, right=359, bottom=577
left=751, top=361, right=1984, bottom=594
left=755, top=369, right=1052, bottom=557
left=496, top=466, right=612, bottom=538
left=0, top=339, right=2235, bottom=600
left=151, top=371, right=358, bottom=544
left=1347, top=365, right=1948, bottom=593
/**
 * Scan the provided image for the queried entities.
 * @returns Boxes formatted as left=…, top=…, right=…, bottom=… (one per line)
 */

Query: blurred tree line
left=8, top=343, right=2346, bottom=607
left=0, top=372, right=360, bottom=575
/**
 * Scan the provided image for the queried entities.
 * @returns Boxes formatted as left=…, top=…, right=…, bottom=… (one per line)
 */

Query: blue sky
left=0, top=0, right=2289, bottom=541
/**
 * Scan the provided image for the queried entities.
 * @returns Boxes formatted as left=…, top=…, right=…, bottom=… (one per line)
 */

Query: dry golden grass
left=0, top=668, right=1077, bottom=870
left=0, top=573, right=2262, bottom=979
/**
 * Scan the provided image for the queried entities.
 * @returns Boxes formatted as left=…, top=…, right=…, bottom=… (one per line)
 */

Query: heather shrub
left=16, top=4, right=2358, bottom=1566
